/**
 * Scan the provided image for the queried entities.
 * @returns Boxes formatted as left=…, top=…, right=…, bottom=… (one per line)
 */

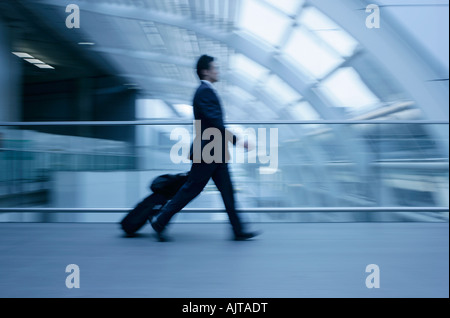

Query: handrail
left=0, top=207, right=448, bottom=213
left=0, top=120, right=449, bottom=126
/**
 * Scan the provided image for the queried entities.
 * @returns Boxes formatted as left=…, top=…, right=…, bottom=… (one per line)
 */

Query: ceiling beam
left=29, top=0, right=343, bottom=120
left=94, top=47, right=290, bottom=118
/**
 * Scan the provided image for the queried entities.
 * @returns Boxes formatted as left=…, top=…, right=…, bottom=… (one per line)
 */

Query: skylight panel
left=300, top=7, right=358, bottom=57
left=230, top=54, right=270, bottom=79
left=265, top=75, right=302, bottom=105
left=284, top=26, right=344, bottom=79
left=320, top=67, right=380, bottom=110
left=264, top=0, right=304, bottom=16
left=238, top=0, right=292, bottom=47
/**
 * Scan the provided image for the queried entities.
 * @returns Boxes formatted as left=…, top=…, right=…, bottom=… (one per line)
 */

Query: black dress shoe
left=151, top=221, right=169, bottom=242
left=151, top=220, right=164, bottom=232
left=155, top=231, right=170, bottom=242
left=234, top=231, right=260, bottom=241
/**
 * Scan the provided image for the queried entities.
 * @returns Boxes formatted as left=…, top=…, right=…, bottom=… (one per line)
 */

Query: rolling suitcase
left=120, top=172, right=189, bottom=235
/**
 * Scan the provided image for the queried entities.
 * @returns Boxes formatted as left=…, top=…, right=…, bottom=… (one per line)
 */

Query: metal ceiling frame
left=25, top=0, right=449, bottom=121
left=29, top=0, right=343, bottom=119
left=309, top=0, right=449, bottom=154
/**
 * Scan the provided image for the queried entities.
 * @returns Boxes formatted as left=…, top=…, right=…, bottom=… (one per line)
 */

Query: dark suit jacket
left=189, top=81, right=237, bottom=163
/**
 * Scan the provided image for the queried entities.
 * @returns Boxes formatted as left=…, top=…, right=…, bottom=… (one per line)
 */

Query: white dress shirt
left=201, top=80, right=216, bottom=92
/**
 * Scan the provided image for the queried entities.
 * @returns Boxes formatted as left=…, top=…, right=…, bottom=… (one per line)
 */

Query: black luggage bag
left=120, top=172, right=189, bottom=235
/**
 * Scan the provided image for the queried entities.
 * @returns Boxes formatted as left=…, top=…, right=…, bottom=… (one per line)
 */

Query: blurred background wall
left=0, top=0, right=448, bottom=223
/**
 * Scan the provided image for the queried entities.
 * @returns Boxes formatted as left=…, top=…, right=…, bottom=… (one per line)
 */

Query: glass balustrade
left=0, top=121, right=448, bottom=223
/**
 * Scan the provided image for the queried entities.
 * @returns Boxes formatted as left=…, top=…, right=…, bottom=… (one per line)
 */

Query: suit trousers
left=154, top=162, right=244, bottom=234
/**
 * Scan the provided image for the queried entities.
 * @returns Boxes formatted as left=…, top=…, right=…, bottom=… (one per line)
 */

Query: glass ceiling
left=231, top=0, right=410, bottom=118
left=300, top=6, right=359, bottom=58
left=28, top=0, right=434, bottom=122
left=321, top=67, right=380, bottom=110
left=238, top=0, right=293, bottom=47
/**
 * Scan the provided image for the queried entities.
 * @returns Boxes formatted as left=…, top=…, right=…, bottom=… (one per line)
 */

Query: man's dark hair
left=196, top=55, right=214, bottom=80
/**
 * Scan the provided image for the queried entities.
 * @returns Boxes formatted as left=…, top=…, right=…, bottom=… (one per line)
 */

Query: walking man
left=151, top=55, right=259, bottom=241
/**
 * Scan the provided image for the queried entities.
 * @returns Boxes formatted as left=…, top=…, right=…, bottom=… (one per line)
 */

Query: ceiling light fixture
left=35, top=64, right=55, bottom=69
left=12, top=51, right=55, bottom=70
left=12, top=52, right=34, bottom=58
left=24, top=59, right=45, bottom=64
left=78, top=42, right=95, bottom=46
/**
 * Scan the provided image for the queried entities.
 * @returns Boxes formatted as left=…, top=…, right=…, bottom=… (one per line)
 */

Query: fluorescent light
left=35, top=64, right=55, bottom=69
left=13, top=52, right=54, bottom=69
left=24, top=59, right=45, bottom=64
left=78, top=42, right=95, bottom=45
left=12, top=52, right=34, bottom=58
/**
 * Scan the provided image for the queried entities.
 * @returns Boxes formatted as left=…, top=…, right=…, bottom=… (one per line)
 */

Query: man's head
left=196, top=55, right=219, bottom=83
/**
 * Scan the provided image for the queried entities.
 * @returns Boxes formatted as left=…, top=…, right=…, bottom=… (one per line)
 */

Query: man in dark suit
left=151, top=55, right=259, bottom=241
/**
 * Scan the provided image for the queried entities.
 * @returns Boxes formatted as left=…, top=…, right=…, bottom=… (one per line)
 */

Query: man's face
left=204, top=62, right=219, bottom=83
